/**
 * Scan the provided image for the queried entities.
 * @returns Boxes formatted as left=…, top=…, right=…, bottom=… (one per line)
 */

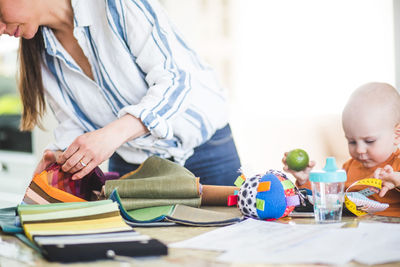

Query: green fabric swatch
left=105, top=156, right=201, bottom=210
left=105, top=156, right=198, bottom=198
left=20, top=202, right=119, bottom=223
left=121, top=198, right=201, bottom=210
left=126, top=205, right=174, bottom=221
left=110, top=189, right=242, bottom=225
left=18, top=200, right=112, bottom=215
left=105, top=176, right=199, bottom=198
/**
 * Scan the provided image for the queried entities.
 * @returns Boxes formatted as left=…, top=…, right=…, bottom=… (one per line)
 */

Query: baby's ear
left=395, top=123, right=400, bottom=145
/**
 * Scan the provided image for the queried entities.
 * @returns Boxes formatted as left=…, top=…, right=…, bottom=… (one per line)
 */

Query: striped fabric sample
left=17, top=200, right=168, bottom=262
left=23, top=164, right=119, bottom=204
left=18, top=200, right=132, bottom=241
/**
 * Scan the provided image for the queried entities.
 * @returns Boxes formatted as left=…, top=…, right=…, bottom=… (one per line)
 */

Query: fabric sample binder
left=18, top=200, right=167, bottom=262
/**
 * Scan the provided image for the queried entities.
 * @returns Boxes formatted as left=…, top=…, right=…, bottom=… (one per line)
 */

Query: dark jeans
left=108, top=124, right=241, bottom=186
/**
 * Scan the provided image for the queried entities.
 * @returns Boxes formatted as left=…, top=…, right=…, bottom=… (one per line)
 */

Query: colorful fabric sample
left=23, top=164, right=119, bottom=204
left=18, top=200, right=130, bottom=240
left=17, top=200, right=167, bottom=262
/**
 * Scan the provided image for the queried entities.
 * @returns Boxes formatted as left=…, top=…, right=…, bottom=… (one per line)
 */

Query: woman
left=0, top=0, right=241, bottom=185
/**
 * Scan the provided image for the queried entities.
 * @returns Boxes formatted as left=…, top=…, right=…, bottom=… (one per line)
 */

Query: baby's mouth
left=358, top=158, right=370, bottom=164
left=360, top=159, right=374, bottom=167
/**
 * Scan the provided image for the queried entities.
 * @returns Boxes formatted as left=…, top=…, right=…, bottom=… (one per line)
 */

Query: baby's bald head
left=342, top=82, right=400, bottom=129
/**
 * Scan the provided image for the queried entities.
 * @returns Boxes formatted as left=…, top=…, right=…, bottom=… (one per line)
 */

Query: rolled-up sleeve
left=116, top=0, right=192, bottom=140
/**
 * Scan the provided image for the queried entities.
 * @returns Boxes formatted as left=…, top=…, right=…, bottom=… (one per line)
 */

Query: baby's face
left=343, top=111, right=398, bottom=168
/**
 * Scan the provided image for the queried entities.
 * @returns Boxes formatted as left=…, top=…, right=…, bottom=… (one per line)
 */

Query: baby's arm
left=374, top=165, right=400, bottom=197
left=282, top=152, right=316, bottom=186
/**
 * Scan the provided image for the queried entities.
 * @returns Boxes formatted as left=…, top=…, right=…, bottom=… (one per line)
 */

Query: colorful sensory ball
left=234, top=170, right=300, bottom=220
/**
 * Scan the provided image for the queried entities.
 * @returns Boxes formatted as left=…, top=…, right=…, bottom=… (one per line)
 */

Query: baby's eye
left=348, top=140, right=356, bottom=145
left=365, top=140, right=375, bottom=144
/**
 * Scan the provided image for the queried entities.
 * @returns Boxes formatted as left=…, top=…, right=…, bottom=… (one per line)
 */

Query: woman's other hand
left=34, top=150, right=62, bottom=175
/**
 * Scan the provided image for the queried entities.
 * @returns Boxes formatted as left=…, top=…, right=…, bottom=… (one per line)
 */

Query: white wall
left=229, top=0, right=396, bottom=172
left=157, top=0, right=396, bottom=173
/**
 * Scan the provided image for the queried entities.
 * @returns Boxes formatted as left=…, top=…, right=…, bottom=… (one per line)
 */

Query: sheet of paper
left=169, top=218, right=344, bottom=252
left=353, top=222, right=400, bottom=265
left=218, top=227, right=361, bottom=265
left=170, top=218, right=400, bottom=265
left=0, top=237, right=34, bottom=265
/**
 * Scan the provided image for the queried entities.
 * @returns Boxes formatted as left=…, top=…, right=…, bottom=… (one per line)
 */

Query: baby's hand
left=282, top=152, right=315, bottom=186
left=374, top=165, right=400, bottom=197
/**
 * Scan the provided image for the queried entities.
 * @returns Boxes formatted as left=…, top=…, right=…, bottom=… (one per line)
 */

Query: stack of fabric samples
left=104, top=156, right=242, bottom=226
left=18, top=200, right=167, bottom=262
left=22, top=156, right=242, bottom=227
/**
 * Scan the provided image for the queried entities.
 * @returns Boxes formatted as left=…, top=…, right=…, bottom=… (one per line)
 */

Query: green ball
left=286, top=149, right=309, bottom=171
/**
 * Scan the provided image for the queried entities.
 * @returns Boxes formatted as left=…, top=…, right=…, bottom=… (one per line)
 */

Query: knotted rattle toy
left=228, top=170, right=301, bottom=220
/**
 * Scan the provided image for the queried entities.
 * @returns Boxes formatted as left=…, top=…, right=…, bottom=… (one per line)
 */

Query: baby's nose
left=356, top=145, right=367, bottom=155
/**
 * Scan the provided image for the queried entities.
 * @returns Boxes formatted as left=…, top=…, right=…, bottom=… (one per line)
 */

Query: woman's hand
left=282, top=152, right=315, bottom=186
left=57, top=114, right=148, bottom=180
left=374, top=165, right=400, bottom=197
left=34, top=150, right=63, bottom=175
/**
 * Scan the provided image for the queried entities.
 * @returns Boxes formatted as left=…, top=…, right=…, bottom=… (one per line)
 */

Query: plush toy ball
left=236, top=170, right=299, bottom=220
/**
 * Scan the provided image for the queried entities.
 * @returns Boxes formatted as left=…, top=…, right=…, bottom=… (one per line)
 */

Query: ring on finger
left=79, top=159, right=87, bottom=167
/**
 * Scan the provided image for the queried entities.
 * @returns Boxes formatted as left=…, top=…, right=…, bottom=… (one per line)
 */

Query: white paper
left=353, top=222, right=400, bottom=265
left=218, top=228, right=361, bottom=265
left=0, top=237, right=34, bottom=265
left=169, top=218, right=400, bottom=265
left=170, top=218, right=343, bottom=252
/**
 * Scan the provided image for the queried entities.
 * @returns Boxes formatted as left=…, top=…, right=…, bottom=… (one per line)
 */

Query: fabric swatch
left=110, top=189, right=242, bottom=226
left=120, top=197, right=201, bottom=210
left=39, top=239, right=167, bottom=262
left=18, top=200, right=131, bottom=241
left=0, top=207, right=23, bottom=234
left=23, top=164, right=119, bottom=204
left=104, top=156, right=201, bottom=209
left=17, top=200, right=167, bottom=262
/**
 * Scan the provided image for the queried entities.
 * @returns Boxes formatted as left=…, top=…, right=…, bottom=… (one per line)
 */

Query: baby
left=283, top=82, right=400, bottom=216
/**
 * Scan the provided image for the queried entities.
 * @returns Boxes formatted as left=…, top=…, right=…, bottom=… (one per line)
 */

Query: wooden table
left=1, top=206, right=399, bottom=267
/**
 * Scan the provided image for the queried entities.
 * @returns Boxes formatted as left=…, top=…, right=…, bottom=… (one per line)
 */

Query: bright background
left=230, top=0, right=396, bottom=171
left=0, top=0, right=398, bottom=189
left=163, top=0, right=397, bottom=172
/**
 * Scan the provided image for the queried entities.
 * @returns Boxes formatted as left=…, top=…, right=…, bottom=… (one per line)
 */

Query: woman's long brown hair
left=18, top=27, right=46, bottom=131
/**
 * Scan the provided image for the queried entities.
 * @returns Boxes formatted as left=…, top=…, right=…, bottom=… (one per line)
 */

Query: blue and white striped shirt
left=42, top=0, right=228, bottom=165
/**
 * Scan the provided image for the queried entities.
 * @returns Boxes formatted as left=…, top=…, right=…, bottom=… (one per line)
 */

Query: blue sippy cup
left=309, top=157, right=347, bottom=223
